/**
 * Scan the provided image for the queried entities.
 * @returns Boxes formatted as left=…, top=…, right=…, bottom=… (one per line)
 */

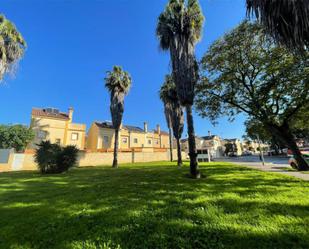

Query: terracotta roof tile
left=32, top=108, right=69, bottom=120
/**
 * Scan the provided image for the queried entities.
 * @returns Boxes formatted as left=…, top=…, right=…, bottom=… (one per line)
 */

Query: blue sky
left=1, top=0, right=247, bottom=139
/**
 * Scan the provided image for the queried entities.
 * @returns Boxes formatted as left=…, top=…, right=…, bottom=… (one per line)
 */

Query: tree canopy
left=0, top=15, right=26, bottom=82
left=156, top=0, right=204, bottom=106
left=195, top=21, right=309, bottom=170
left=0, top=125, right=34, bottom=152
left=105, top=66, right=131, bottom=130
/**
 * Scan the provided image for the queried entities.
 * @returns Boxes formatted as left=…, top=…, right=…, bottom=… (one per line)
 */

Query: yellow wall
left=86, top=123, right=170, bottom=151
left=30, top=116, right=86, bottom=150
left=86, top=123, right=99, bottom=150
left=0, top=149, right=187, bottom=172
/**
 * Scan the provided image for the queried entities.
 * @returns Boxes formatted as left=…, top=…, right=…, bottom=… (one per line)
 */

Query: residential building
left=29, top=107, right=86, bottom=149
left=222, top=138, right=243, bottom=156
left=86, top=121, right=169, bottom=151
left=181, top=132, right=224, bottom=160
left=242, top=140, right=270, bottom=154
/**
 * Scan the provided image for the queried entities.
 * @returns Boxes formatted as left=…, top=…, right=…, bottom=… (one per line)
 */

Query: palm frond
left=156, top=0, right=204, bottom=51
left=105, top=66, right=132, bottom=94
left=247, top=0, right=309, bottom=50
left=105, top=65, right=132, bottom=129
left=0, top=14, right=26, bottom=81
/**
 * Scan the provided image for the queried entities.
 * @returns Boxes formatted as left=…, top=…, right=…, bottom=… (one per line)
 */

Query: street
left=217, top=155, right=290, bottom=167
left=215, top=155, right=309, bottom=181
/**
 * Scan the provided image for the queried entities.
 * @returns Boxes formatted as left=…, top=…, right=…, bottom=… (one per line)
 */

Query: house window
left=148, top=139, right=152, bottom=145
left=122, top=137, right=128, bottom=144
left=155, top=139, right=159, bottom=145
left=134, top=138, right=138, bottom=144
left=103, top=136, right=109, bottom=145
left=71, top=133, right=79, bottom=141
left=55, top=139, right=61, bottom=145
left=37, top=130, right=46, bottom=139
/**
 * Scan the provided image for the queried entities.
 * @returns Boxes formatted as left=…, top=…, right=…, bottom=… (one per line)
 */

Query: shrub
left=57, top=145, right=79, bottom=173
left=35, top=141, right=79, bottom=174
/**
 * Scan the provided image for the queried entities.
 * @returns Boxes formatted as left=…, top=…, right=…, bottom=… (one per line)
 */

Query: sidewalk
left=216, top=157, right=309, bottom=181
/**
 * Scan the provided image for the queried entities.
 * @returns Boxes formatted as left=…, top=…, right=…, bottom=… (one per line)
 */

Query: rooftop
left=95, top=121, right=168, bottom=135
left=32, top=108, right=69, bottom=121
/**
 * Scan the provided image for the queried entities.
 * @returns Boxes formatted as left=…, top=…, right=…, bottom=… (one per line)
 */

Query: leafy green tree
left=160, top=74, right=184, bottom=167
left=0, top=15, right=26, bottom=82
left=195, top=21, right=309, bottom=171
left=0, top=125, right=34, bottom=152
left=244, top=107, right=309, bottom=154
left=157, top=0, right=204, bottom=178
left=243, top=118, right=285, bottom=155
left=105, top=66, right=131, bottom=168
left=247, top=0, right=309, bottom=52
left=224, top=142, right=237, bottom=156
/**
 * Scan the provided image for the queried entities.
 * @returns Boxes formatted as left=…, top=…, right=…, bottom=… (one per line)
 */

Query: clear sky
left=1, top=0, right=247, bottom=139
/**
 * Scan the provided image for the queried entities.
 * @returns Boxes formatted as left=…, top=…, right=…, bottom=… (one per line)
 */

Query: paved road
left=216, top=156, right=309, bottom=181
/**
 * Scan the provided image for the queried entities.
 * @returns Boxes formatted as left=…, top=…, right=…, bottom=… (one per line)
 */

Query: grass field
left=0, top=162, right=309, bottom=249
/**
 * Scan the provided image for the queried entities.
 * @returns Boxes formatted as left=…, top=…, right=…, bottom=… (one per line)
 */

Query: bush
left=35, top=141, right=79, bottom=174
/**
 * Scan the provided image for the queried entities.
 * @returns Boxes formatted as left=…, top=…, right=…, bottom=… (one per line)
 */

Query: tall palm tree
left=0, top=15, right=26, bottom=82
left=105, top=66, right=131, bottom=168
left=247, top=0, right=309, bottom=51
left=163, top=100, right=173, bottom=162
left=157, top=0, right=204, bottom=178
left=160, top=75, right=184, bottom=167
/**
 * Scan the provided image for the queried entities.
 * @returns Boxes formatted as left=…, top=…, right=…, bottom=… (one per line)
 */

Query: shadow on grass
left=0, top=162, right=308, bottom=249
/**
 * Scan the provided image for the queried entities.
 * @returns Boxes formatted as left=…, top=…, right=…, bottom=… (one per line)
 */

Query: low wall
left=0, top=148, right=186, bottom=172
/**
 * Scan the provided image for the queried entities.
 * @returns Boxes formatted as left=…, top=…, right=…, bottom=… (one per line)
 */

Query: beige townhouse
left=29, top=107, right=86, bottom=150
left=86, top=121, right=170, bottom=151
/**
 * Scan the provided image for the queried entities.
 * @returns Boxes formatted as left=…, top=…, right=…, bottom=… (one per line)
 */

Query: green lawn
left=0, top=162, right=309, bottom=249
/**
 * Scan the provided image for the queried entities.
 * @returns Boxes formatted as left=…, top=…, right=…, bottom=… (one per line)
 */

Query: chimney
left=144, top=122, right=148, bottom=133
left=157, top=124, right=161, bottom=135
left=68, top=107, right=74, bottom=122
left=208, top=131, right=212, bottom=137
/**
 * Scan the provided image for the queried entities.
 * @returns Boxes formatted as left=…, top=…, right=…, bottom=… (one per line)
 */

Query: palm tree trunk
left=177, top=138, right=183, bottom=167
left=185, top=105, right=200, bottom=178
left=113, top=128, right=119, bottom=168
left=168, top=127, right=173, bottom=162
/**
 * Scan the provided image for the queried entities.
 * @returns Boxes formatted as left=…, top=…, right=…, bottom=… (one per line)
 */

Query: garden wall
left=0, top=148, right=186, bottom=172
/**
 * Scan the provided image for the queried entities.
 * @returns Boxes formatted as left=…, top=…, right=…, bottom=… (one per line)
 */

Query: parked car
left=288, top=148, right=309, bottom=170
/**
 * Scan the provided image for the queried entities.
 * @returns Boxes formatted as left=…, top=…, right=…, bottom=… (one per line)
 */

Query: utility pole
left=257, top=134, right=265, bottom=166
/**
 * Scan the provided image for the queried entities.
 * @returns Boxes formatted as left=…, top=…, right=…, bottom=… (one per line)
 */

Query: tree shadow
left=0, top=163, right=308, bottom=249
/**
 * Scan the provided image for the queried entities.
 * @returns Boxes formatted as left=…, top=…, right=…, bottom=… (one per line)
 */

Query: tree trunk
left=113, top=128, right=119, bottom=168
left=168, top=127, right=173, bottom=162
left=185, top=105, right=200, bottom=178
left=268, top=124, right=309, bottom=171
left=177, top=138, right=183, bottom=167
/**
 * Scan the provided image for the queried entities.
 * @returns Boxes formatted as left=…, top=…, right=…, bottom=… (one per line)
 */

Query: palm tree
left=247, top=0, right=309, bottom=51
left=157, top=0, right=204, bottom=178
left=105, top=66, right=131, bottom=168
left=163, top=100, right=173, bottom=162
left=0, top=15, right=26, bottom=82
left=160, top=75, right=184, bottom=167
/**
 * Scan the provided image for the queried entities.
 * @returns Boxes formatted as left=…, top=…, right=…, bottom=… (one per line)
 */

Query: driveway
left=216, top=156, right=309, bottom=181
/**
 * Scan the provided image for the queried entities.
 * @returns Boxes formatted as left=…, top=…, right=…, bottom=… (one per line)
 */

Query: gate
left=12, top=154, right=25, bottom=171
